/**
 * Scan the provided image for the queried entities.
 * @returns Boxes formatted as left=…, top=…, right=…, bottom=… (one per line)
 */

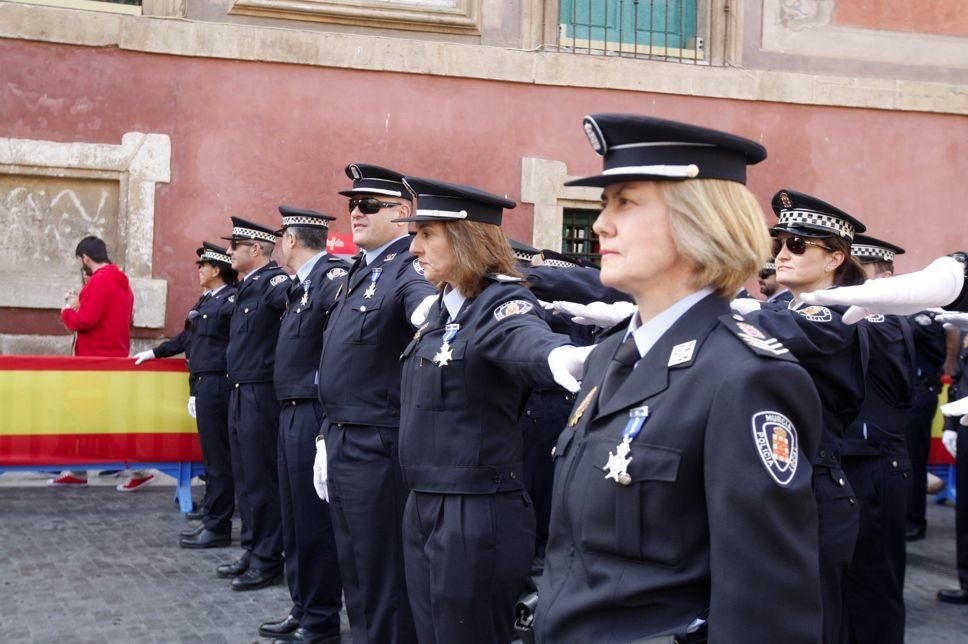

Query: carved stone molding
left=520, top=156, right=599, bottom=252
left=0, top=132, right=171, bottom=328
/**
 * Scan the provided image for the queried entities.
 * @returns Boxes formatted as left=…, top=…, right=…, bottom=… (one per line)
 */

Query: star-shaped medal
left=300, top=290, right=310, bottom=307
left=363, top=282, right=377, bottom=299
left=433, top=342, right=453, bottom=367
left=603, top=438, right=633, bottom=485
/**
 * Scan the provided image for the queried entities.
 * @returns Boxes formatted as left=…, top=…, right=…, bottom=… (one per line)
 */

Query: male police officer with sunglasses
left=313, top=164, right=436, bottom=644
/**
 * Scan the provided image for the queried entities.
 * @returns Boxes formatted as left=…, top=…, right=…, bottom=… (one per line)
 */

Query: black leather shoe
left=905, top=526, right=926, bottom=542
left=180, top=523, right=205, bottom=538
left=259, top=614, right=300, bottom=638
left=216, top=553, right=251, bottom=579
left=231, top=567, right=281, bottom=591
left=937, top=588, right=968, bottom=604
left=273, top=627, right=341, bottom=643
left=179, top=528, right=231, bottom=549
left=185, top=508, right=206, bottom=521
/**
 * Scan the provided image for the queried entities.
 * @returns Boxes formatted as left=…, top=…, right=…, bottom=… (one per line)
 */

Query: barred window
left=561, top=209, right=601, bottom=267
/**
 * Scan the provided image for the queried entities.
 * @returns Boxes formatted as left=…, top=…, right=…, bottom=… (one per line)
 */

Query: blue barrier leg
left=175, top=462, right=194, bottom=513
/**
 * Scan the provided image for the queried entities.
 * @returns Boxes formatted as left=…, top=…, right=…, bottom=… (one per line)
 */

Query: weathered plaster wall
left=1, top=38, right=966, bottom=345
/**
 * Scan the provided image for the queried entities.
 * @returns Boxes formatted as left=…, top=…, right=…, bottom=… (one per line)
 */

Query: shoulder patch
left=494, top=299, right=534, bottom=321
left=797, top=305, right=832, bottom=323
left=488, top=273, right=525, bottom=283
left=864, top=313, right=885, bottom=323
left=228, top=295, right=236, bottom=303
left=752, top=411, right=799, bottom=487
left=914, top=313, right=932, bottom=326
left=719, top=315, right=795, bottom=361
left=327, top=267, right=348, bottom=280
left=270, top=274, right=290, bottom=287
left=412, top=259, right=425, bottom=276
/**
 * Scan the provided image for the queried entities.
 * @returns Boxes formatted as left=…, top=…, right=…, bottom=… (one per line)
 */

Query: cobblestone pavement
left=1, top=473, right=967, bottom=643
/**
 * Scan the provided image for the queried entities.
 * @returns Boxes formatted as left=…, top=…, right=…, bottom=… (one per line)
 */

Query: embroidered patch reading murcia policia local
left=493, top=300, right=533, bottom=321
left=270, top=275, right=290, bottom=287
left=751, top=411, right=799, bottom=487
left=796, top=305, right=832, bottom=323
left=864, top=314, right=885, bottom=323
left=327, top=267, right=348, bottom=280
left=412, top=259, right=425, bottom=276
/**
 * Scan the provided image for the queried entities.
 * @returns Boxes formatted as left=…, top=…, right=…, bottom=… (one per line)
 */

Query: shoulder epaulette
left=718, top=314, right=797, bottom=361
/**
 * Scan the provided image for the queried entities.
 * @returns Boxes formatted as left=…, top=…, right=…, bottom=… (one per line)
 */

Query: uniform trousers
left=521, top=389, right=573, bottom=560
left=194, top=373, right=234, bottom=533
left=842, top=454, right=910, bottom=644
left=325, top=422, right=416, bottom=644
left=905, top=386, right=940, bottom=532
left=228, top=382, right=283, bottom=572
left=278, top=400, right=342, bottom=633
left=402, top=490, right=535, bottom=644
left=957, top=426, right=968, bottom=590
left=815, top=467, right=860, bottom=644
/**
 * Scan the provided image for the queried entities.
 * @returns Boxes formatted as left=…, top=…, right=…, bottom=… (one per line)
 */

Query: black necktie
left=599, top=335, right=640, bottom=403
left=290, top=276, right=301, bottom=297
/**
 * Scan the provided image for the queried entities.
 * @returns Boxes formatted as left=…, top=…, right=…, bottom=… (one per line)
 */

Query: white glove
left=553, top=300, right=637, bottom=327
left=186, top=396, right=196, bottom=419
left=941, top=395, right=968, bottom=426
left=313, top=436, right=329, bottom=502
left=409, top=294, right=439, bottom=327
left=936, top=312, right=968, bottom=331
left=942, top=429, right=958, bottom=458
left=730, top=298, right=762, bottom=315
left=801, top=256, right=966, bottom=324
left=133, top=349, right=155, bottom=365
left=548, top=345, right=596, bottom=393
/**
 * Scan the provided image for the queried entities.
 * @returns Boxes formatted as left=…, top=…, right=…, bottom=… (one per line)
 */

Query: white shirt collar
left=623, top=287, right=713, bottom=359
left=208, top=284, right=227, bottom=297
left=767, top=288, right=790, bottom=303
left=441, top=286, right=467, bottom=322
left=243, top=261, right=271, bottom=282
left=296, top=251, right=328, bottom=284
left=364, top=235, right=409, bottom=266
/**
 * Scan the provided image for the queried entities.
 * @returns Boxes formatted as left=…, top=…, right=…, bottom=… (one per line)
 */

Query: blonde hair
left=658, top=179, right=770, bottom=297
left=439, top=220, right=522, bottom=297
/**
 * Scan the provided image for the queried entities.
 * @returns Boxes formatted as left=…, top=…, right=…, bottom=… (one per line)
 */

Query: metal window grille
left=562, top=209, right=601, bottom=267
left=557, top=0, right=724, bottom=65
left=94, top=0, right=142, bottom=5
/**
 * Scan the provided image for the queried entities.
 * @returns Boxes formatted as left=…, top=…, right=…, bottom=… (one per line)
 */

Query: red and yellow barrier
left=0, top=356, right=200, bottom=465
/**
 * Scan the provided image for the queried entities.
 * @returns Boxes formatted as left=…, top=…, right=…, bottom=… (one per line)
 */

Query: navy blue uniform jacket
left=226, top=261, right=290, bottom=384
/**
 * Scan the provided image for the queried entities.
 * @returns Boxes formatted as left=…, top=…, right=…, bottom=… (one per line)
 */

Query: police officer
left=904, top=308, right=950, bottom=541
left=537, top=114, right=823, bottom=642
left=257, top=207, right=348, bottom=643
left=840, top=234, right=914, bottom=644
left=218, top=216, right=291, bottom=590
left=937, top=332, right=968, bottom=604
left=314, top=164, right=435, bottom=644
left=394, top=176, right=582, bottom=644
left=759, top=260, right=793, bottom=303
left=134, top=242, right=238, bottom=547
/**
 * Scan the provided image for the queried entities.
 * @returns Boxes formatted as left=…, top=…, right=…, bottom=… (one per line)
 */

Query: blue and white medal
left=299, top=278, right=312, bottom=307
left=603, top=406, right=649, bottom=485
left=363, top=268, right=383, bottom=299
left=433, top=323, right=460, bottom=367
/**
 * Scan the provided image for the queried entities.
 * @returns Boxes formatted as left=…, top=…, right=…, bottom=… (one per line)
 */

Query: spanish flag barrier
left=0, top=356, right=200, bottom=466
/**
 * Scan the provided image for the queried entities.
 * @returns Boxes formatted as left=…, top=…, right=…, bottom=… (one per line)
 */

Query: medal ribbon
left=369, top=268, right=383, bottom=287
left=441, top=323, right=460, bottom=344
left=621, top=406, right=650, bottom=443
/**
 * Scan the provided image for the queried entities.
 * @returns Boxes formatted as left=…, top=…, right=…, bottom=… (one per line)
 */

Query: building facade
left=1, top=0, right=966, bottom=351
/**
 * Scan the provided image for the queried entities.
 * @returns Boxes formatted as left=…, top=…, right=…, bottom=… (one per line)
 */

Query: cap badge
left=752, top=411, right=799, bottom=486
left=349, top=165, right=363, bottom=180
left=582, top=116, right=607, bottom=156
left=780, top=192, right=792, bottom=208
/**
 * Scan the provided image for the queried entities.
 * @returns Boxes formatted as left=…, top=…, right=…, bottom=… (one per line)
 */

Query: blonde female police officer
left=536, top=114, right=824, bottom=643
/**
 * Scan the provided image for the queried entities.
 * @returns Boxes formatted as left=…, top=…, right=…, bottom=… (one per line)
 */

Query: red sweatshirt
left=60, top=264, right=134, bottom=357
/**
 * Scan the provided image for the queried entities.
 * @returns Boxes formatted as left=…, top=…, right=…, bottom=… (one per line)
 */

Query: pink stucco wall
left=3, top=39, right=966, bottom=336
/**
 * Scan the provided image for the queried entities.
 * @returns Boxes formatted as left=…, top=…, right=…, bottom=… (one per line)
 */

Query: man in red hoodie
left=51, top=236, right=146, bottom=489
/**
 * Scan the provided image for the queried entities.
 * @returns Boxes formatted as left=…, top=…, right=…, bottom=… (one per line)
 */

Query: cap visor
left=390, top=215, right=447, bottom=224
left=338, top=188, right=409, bottom=198
left=769, top=224, right=841, bottom=239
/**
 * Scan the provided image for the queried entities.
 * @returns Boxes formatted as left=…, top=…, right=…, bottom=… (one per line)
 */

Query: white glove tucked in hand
left=553, top=300, right=637, bottom=327
left=942, top=429, right=958, bottom=458
left=936, top=311, right=968, bottom=331
left=410, top=294, right=439, bottom=327
left=187, top=396, right=196, bottom=419
left=133, top=350, right=155, bottom=365
left=941, top=395, right=968, bottom=426
left=800, top=256, right=966, bottom=324
left=730, top=298, right=762, bottom=315
left=313, top=436, right=330, bottom=502
left=548, top=345, right=596, bottom=393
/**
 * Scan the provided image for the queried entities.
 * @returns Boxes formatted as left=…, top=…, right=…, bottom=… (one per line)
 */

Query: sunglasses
left=348, top=197, right=401, bottom=215
left=229, top=240, right=256, bottom=250
left=771, top=236, right=834, bottom=257
left=757, top=270, right=774, bottom=280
